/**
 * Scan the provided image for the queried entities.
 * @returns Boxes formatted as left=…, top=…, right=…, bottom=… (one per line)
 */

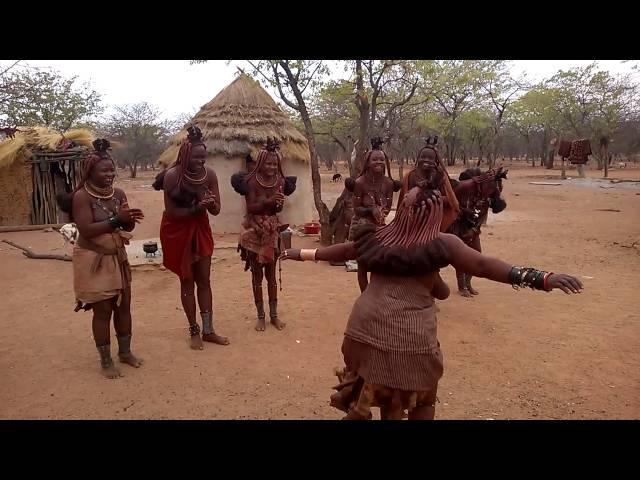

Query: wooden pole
left=33, top=167, right=42, bottom=224
left=30, top=151, right=85, bottom=159
left=47, top=171, right=56, bottom=223
left=43, top=169, right=51, bottom=224
left=0, top=224, right=65, bottom=233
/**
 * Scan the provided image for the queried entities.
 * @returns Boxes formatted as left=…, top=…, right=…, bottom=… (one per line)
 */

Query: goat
left=59, top=223, right=79, bottom=246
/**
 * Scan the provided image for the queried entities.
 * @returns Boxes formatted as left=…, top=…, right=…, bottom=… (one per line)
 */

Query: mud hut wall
left=208, top=153, right=245, bottom=234
left=278, top=159, right=314, bottom=227
left=0, top=160, right=33, bottom=226
left=207, top=153, right=314, bottom=234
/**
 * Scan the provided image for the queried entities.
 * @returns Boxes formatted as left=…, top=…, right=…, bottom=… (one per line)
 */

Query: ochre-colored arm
left=314, top=242, right=358, bottom=262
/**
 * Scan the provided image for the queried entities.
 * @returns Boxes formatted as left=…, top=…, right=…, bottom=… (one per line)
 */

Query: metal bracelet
left=300, top=249, right=318, bottom=262
left=509, top=266, right=549, bottom=291
left=108, top=216, right=122, bottom=229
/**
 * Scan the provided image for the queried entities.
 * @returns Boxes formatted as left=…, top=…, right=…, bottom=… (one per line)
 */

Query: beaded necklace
left=256, top=173, right=279, bottom=189
left=183, top=167, right=208, bottom=185
left=85, top=182, right=114, bottom=200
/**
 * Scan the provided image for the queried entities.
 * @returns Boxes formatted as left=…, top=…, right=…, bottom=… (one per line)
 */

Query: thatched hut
left=0, top=127, right=94, bottom=226
left=157, top=74, right=314, bottom=233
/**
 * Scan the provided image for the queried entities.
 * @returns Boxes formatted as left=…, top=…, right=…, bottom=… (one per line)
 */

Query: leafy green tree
left=98, top=102, right=172, bottom=178
left=1, top=67, right=102, bottom=131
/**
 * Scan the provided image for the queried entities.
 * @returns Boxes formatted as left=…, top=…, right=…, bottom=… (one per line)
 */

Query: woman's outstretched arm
left=439, top=232, right=583, bottom=294
left=281, top=242, right=357, bottom=263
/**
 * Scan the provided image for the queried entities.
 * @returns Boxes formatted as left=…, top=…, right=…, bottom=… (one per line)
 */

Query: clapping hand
left=199, top=190, right=217, bottom=209
left=118, top=207, right=144, bottom=224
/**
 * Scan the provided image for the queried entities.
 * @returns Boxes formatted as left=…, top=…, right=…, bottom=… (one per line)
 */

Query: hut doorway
left=29, top=150, right=85, bottom=224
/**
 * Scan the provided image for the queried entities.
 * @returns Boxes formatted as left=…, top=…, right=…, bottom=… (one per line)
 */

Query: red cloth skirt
left=160, top=210, right=214, bottom=279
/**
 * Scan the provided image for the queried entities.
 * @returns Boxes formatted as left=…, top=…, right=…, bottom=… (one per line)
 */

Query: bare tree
left=482, top=61, right=528, bottom=167
left=349, top=60, right=420, bottom=173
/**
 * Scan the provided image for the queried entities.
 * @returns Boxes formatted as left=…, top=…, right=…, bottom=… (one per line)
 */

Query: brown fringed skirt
left=330, top=338, right=443, bottom=420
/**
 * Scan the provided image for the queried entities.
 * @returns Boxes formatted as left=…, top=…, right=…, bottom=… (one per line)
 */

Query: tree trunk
left=595, top=149, right=604, bottom=170
left=331, top=135, right=348, bottom=174
left=546, top=149, right=555, bottom=169
left=540, top=129, right=548, bottom=168
left=129, top=159, right=138, bottom=179
left=346, top=145, right=355, bottom=178
left=354, top=60, right=370, bottom=175
left=447, top=138, right=456, bottom=166
left=299, top=115, right=331, bottom=245
left=278, top=62, right=332, bottom=245
left=602, top=142, right=609, bottom=178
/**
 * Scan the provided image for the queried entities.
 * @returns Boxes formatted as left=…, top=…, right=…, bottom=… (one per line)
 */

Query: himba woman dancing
left=153, top=125, right=229, bottom=349
left=57, top=139, right=145, bottom=379
left=231, top=138, right=297, bottom=332
left=281, top=184, right=583, bottom=420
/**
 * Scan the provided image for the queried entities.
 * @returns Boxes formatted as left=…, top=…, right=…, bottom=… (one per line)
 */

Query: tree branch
left=0, top=60, right=21, bottom=78
left=299, top=61, right=323, bottom=95
left=246, top=60, right=275, bottom=86
left=273, top=62, right=301, bottom=111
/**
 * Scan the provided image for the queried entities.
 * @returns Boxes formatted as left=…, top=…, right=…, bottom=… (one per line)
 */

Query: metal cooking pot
left=143, top=241, right=158, bottom=256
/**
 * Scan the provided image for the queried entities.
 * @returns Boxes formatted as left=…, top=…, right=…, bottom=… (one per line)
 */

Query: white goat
left=59, top=223, right=79, bottom=246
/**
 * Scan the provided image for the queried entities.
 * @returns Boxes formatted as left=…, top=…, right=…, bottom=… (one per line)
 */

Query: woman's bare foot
left=190, top=334, right=204, bottom=350
left=202, top=333, right=230, bottom=345
left=102, top=363, right=122, bottom=379
left=119, top=352, right=143, bottom=368
left=468, top=286, right=479, bottom=295
left=255, top=317, right=266, bottom=332
left=458, top=288, right=472, bottom=298
left=270, top=316, right=286, bottom=331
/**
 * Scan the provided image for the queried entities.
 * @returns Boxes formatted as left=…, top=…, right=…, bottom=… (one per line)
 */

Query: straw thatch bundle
left=158, top=74, right=309, bottom=168
left=0, top=127, right=94, bottom=169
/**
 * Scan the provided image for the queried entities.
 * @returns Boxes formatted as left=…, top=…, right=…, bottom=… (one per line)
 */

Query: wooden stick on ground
left=1, top=239, right=71, bottom=261
left=0, top=224, right=65, bottom=233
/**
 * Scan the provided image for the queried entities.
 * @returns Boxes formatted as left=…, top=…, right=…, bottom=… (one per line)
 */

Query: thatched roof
left=0, top=126, right=94, bottom=169
left=158, top=74, right=309, bottom=168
